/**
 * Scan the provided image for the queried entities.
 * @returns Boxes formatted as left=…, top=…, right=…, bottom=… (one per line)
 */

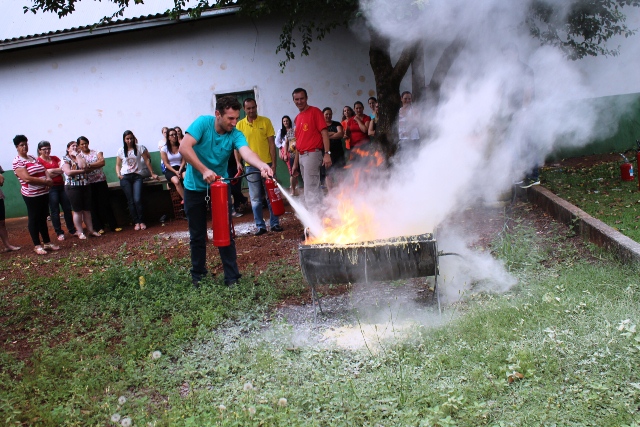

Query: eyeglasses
left=169, top=133, right=177, bottom=137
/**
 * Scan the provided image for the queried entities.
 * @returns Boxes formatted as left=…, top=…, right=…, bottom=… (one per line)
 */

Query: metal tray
left=299, top=233, right=437, bottom=285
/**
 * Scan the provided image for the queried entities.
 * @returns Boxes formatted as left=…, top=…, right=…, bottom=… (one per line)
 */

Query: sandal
left=44, top=243, right=60, bottom=251
left=89, top=231, right=102, bottom=237
left=78, top=233, right=87, bottom=240
left=139, top=223, right=147, bottom=230
left=134, top=224, right=140, bottom=231
left=34, top=245, right=47, bottom=255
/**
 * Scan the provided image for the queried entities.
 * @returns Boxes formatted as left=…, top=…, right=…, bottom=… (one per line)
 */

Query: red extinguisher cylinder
left=637, top=150, right=640, bottom=189
left=621, top=162, right=634, bottom=182
left=210, top=180, right=231, bottom=247
left=265, top=178, right=285, bottom=216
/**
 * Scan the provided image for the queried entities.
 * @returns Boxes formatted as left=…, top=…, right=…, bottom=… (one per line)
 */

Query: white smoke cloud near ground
left=293, top=0, right=639, bottom=307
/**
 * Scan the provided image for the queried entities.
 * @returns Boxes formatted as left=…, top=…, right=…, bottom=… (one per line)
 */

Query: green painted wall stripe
left=3, top=151, right=291, bottom=219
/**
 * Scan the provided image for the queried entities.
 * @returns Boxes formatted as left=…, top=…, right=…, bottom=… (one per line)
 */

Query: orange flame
left=306, top=148, right=388, bottom=244
left=306, top=193, right=378, bottom=245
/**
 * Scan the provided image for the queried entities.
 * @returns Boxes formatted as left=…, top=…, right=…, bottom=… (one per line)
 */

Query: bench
left=107, top=176, right=181, bottom=225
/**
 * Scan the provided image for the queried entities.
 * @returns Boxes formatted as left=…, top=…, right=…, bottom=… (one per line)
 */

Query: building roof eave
left=0, top=6, right=240, bottom=52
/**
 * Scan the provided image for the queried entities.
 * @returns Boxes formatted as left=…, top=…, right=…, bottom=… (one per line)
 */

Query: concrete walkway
left=526, top=185, right=640, bottom=263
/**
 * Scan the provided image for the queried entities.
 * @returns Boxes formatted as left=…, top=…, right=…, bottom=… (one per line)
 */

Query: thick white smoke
left=293, top=0, right=637, bottom=303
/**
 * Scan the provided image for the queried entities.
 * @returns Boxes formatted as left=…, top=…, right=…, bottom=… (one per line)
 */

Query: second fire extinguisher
left=264, top=177, right=285, bottom=216
left=620, top=153, right=634, bottom=182
left=210, top=178, right=231, bottom=247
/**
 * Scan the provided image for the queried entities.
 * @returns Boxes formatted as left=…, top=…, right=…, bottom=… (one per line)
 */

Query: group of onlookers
left=8, top=135, right=120, bottom=255
left=2, top=90, right=416, bottom=260
left=274, top=95, right=383, bottom=195
left=5, top=126, right=191, bottom=255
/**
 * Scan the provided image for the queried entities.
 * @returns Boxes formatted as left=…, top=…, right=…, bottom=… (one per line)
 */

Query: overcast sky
left=0, top=0, right=176, bottom=40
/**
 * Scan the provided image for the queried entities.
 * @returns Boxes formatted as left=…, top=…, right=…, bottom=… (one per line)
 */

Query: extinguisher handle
left=220, top=170, right=263, bottom=185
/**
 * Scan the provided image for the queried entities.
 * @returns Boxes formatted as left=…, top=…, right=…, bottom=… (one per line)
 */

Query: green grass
left=2, top=215, right=640, bottom=426
left=541, top=159, right=640, bottom=241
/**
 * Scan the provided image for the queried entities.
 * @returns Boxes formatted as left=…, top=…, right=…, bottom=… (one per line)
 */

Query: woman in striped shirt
left=12, top=135, right=59, bottom=255
left=61, top=141, right=101, bottom=240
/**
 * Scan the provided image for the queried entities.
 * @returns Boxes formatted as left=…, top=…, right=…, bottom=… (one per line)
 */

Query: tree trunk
left=369, top=29, right=417, bottom=157
left=425, top=35, right=467, bottom=111
left=411, top=42, right=426, bottom=103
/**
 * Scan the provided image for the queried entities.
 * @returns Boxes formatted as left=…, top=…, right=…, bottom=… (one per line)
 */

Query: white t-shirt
left=117, top=144, right=148, bottom=175
left=161, top=145, right=182, bottom=166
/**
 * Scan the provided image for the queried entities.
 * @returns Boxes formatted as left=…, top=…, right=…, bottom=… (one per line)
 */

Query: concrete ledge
left=526, top=185, right=640, bottom=263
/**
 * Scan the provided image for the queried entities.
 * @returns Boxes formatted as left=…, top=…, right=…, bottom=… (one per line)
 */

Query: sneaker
left=254, top=228, right=268, bottom=236
left=519, top=178, right=540, bottom=189
left=271, top=225, right=284, bottom=232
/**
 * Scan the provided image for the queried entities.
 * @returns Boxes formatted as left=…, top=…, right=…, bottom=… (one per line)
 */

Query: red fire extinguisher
left=620, top=153, right=634, bottom=182
left=636, top=140, right=640, bottom=189
left=264, top=178, right=285, bottom=216
left=210, top=178, right=231, bottom=247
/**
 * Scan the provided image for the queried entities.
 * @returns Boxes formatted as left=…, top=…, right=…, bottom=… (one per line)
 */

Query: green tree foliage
left=527, top=0, right=640, bottom=60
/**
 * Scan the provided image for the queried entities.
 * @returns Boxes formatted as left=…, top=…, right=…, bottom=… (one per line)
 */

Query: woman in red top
left=12, top=135, right=58, bottom=255
left=37, top=141, right=77, bottom=241
left=346, top=101, right=371, bottom=149
left=341, top=106, right=355, bottom=150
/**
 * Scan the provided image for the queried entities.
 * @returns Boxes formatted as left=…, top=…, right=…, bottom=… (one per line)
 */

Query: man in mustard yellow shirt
left=236, top=98, right=282, bottom=235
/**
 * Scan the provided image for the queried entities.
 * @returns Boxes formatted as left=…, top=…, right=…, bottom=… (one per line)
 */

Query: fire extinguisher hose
left=218, top=170, right=264, bottom=185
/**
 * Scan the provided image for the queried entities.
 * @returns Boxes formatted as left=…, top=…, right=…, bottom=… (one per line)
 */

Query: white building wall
left=0, top=15, right=376, bottom=168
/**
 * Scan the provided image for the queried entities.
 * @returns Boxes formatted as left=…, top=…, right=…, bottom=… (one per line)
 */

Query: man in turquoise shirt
left=180, top=96, right=273, bottom=287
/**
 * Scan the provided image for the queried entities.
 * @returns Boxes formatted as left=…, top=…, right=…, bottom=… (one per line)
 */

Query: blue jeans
left=48, top=185, right=76, bottom=235
left=246, top=165, right=280, bottom=230
left=120, top=173, right=144, bottom=224
left=184, top=188, right=241, bottom=285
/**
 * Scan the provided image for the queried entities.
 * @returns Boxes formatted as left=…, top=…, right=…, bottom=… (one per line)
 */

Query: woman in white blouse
left=115, top=130, right=158, bottom=231
left=161, top=128, right=186, bottom=200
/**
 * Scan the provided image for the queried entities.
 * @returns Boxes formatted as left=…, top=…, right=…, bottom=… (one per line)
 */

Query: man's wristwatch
left=325, top=151, right=331, bottom=155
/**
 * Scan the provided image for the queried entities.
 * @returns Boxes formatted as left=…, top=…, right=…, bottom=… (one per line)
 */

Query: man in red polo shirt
left=292, top=87, right=331, bottom=208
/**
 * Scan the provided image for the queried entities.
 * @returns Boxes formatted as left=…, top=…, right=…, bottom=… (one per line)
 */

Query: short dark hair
left=216, top=96, right=242, bottom=115
left=77, top=136, right=89, bottom=145
left=292, top=88, right=308, bottom=98
left=401, top=91, right=412, bottom=98
left=37, top=141, right=51, bottom=151
left=354, top=101, right=364, bottom=109
left=243, top=97, right=257, bottom=107
left=368, top=96, right=377, bottom=103
left=13, top=135, right=27, bottom=146
left=322, top=107, right=332, bottom=113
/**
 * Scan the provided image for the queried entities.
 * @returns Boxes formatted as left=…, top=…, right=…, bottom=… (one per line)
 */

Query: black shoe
left=192, top=278, right=201, bottom=288
left=225, top=280, right=239, bottom=289
left=271, top=225, right=284, bottom=232
left=254, top=228, right=268, bottom=236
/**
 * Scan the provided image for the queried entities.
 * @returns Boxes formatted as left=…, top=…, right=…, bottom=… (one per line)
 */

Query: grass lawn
left=2, top=208, right=640, bottom=426
left=541, top=158, right=640, bottom=241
